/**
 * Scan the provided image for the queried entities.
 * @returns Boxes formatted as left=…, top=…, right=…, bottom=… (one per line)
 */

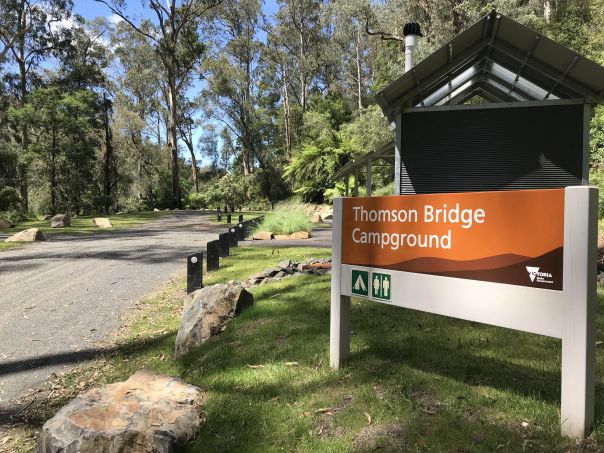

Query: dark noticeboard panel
left=400, top=103, right=584, bottom=194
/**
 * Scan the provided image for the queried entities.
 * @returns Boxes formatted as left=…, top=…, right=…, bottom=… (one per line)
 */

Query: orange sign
left=342, top=189, right=564, bottom=290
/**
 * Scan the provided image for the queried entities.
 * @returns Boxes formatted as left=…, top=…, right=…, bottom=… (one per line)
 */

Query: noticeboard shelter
left=336, top=10, right=604, bottom=196
left=330, top=10, right=604, bottom=441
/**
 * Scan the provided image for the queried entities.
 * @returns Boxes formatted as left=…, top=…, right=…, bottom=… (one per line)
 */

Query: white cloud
left=107, top=13, right=123, bottom=25
left=48, top=17, right=75, bottom=34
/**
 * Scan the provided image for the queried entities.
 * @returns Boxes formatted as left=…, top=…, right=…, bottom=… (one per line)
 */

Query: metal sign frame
left=330, top=186, right=597, bottom=439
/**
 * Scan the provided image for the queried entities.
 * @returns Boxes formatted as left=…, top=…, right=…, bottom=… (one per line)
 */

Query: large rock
left=50, top=214, right=70, bottom=228
left=37, top=370, right=204, bottom=453
left=93, top=218, right=113, bottom=228
left=310, top=213, right=323, bottom=223
left=5, top=228, right=44, bottom=242
left=0, top=218, right=13, bottom=228
left=175, top=283, right=254, bottom=357
left=253, top=231, right=274, bottom=240
left=290, top=231, right=310, bottom=240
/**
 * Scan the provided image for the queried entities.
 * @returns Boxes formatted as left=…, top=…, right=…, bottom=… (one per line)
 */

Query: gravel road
left=0, top=211, right=224, bottom=421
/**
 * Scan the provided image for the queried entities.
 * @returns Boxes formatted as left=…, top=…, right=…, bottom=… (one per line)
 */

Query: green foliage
left=255, top=201, right=313, bottom=234
left=0, top=186, right=21, bottom=211
left=285, top=104, right=390, bottom=203
left=9, top=86, right=102, bottom=214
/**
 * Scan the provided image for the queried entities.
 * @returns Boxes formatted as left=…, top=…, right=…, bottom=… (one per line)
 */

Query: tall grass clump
left=256, top=201, right=313, bottom=235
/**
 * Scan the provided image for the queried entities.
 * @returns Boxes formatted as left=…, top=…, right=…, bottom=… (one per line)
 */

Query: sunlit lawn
left=3, top=246, right=603, bottom=452
left=0, top=211, right=170, bottom=237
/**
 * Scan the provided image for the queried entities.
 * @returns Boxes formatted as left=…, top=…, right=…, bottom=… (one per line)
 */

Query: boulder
left=0, top=219, right=13, bottom=228
left=5, top=228, right=44, bottom=242
left=290, top=231, right=310, bottom=240
left=310, top=213, right=323, bottom=223
left=253, top=231, right=274, bottom=241
left=320, top=205, right=332, bottom=217
left=274, top=234, right=290, bottom=240
left=153, top=208, right=160, bottom=212
left=50, top=214, right=70, bottom=228
left=277, top=259, right=292, bottom=269
left=93, top=218, right=113, bottom=228
left=175, top=283, right=254, bottom=357
left=323, top=213, right=333, bottom=220
left=37, top=370, right=204, bottom=453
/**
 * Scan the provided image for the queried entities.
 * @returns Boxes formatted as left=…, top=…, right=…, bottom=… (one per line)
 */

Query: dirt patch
left=313, top=394, right=354, bottom=440
left=373, top=384, right=387, bottom=400
left=409, top=389, right=442, bottom=415
left=351, top=423, right=406, bottom=451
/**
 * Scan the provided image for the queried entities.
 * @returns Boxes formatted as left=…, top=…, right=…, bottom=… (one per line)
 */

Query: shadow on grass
left=0, top=332, right=175, bottom=427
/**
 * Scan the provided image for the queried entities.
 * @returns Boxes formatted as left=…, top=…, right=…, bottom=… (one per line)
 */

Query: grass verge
left=2, top=246, right=604, bottom=452
left=0, top=211, right=169, bottom=237
left=0, top=242, right=25, bottom=252
left=257, top=203, right=312, bottom=235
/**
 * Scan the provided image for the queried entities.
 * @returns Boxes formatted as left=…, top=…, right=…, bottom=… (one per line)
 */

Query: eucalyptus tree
left=271, top=0, right=326, bottom=114
left=111, top=22, right=165, bottom=206
left=95, top=0, right=221, bottom=208
left=323, top=0, right=372, bottom=112
left=204, top=0, right=263, bottom=176
left=0, top=0, right=73, bottom=210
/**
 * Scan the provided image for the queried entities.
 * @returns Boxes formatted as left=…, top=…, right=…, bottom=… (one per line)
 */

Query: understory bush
left=255, top=201, right=313, bottom=235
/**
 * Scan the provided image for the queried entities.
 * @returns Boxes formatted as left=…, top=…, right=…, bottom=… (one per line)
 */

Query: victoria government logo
left=526, top=266, right=554, bottom=285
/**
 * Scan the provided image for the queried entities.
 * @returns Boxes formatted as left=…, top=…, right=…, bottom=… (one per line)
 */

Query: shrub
left=256, top=201, right=313, bottom=235
left=0, top=186, right=21, bottom=211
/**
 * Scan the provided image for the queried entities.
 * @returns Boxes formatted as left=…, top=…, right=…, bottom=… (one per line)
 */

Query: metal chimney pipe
left=403, top=23, right=422, bottom=73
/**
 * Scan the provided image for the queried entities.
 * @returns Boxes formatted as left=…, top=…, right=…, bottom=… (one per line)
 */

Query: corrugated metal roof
left=375, top=10, right=604, bottom=114
left=332, top=140, right=394, bottom=180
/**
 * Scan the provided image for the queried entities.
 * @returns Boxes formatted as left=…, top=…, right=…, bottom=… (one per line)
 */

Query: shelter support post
left=353, top=171, right=359, bottom=197
left=582, top=104, right=592, bottom=184
left=366, top=159, right=372, bottom=196
left=330, top=198, right=350, bottom=368
left=345, top=177, right=349, bottom=197
left=560, top=186, right=597, bottom=439
left=394, top=109, right=402, bottom=195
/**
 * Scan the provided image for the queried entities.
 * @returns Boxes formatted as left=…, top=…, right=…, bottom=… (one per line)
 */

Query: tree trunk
left=282, top=80, right=292, bottom=158
left=242, top=148, right=251, bottom=176
left=167, top=77, right=182, bottom=209
left=103, top=93, right=114, bottom=213
left=544, top=0, right=553, bottom=23
left=355, top=29, right=363, bottom=112
left=17, top=7, right=28, bottom=211
left=50, top=128, right=57, bottom=214
left=299, top=27, right=307, bottom=112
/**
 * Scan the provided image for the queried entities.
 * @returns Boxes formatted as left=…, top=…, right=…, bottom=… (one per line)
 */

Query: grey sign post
left=187, top=252, right=203, bottom=294
left=330, top=186, right=597, bottom=439
left=218, top=232, right=230, bottom=257
left=229, top=228, right=238, bottom=247
left=206, top=240, right=220, bottom=271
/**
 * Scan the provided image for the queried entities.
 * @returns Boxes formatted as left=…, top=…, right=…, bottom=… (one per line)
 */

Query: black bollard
left=236, top=223, right=245, bottom=241
left=238, top=214, right=244, bottom=223
left=187, top=252, right=203, bottom=294
left=206, top=240, right=220, bottom=271
left=226, top=213, right=231, bottom=224
left=229, top=227, right=238, bottom=247
left=219, top=232, right=230, bottom=257
left=230, top=206, right=234, bottom=213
